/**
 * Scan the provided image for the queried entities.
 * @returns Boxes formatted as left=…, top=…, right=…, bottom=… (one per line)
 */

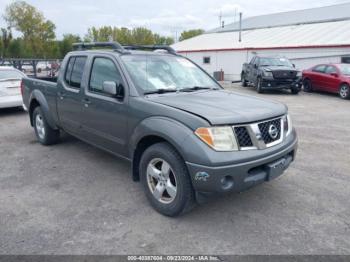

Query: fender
left=128, top=116, right=195, bottom=160
left=29, top=89, right=58, bottom=130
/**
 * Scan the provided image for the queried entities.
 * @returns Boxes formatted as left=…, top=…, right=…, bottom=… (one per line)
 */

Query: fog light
left=220, top=176, right=234, bottom=190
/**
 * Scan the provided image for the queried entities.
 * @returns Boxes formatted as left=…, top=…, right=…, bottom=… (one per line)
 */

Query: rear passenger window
left=65, top=58, right=75, bottom=84
left=325, top=66, right=337, bottom=74
left=70, top=57, right=87, bottom=88
left=89, top=57, right=122, bottom=94
left=64, top=56, right=87, bottom=89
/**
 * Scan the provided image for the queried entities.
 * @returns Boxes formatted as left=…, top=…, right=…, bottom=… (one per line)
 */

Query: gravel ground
left=0, top=84, right=349, bottom=255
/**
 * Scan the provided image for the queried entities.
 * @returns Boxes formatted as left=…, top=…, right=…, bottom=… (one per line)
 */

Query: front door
left=80, top=56, right=128, bottom=156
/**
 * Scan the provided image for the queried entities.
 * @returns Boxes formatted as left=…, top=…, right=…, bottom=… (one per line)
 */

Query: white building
left=172, top=3, right=350, bottom=81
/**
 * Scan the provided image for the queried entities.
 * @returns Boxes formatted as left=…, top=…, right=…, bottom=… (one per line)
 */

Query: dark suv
left=22, top=42, right=298, bottom=217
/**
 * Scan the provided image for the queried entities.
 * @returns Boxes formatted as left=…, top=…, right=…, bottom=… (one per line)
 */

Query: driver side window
left=89, top=57, right=122, bottom=94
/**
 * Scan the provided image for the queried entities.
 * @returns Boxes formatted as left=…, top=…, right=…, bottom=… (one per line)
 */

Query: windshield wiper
left=179, top=86, right=218, bottom=92
left=144, top=89, right=177, bottom=95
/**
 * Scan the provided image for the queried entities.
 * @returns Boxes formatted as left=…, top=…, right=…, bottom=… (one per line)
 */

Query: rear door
left=323, top=65, right=341, bottom=93
left=80, top=55, right=129, bottom=156
left=57, top=56, right=87, bottom=134
left=310, top=65, right=327, bottom=90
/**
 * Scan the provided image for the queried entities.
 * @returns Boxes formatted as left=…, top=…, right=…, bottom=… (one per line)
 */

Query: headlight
left=264, top=71, right=273, bottom=77
left=195, top=126, right=239, bottom=151
left=296, top=71, right=302, bottom=77
left=283, top=114, right=292, bottom=136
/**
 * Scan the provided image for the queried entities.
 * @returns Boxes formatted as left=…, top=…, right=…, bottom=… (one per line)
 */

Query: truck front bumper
left=186, top=134, right=298, bottom=195
left=261, top=77, right=302, bottom=90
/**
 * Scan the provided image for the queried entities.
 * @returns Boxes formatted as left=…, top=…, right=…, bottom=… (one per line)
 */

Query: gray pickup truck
left=242, top=56, right=302, bottom=94
left=22, top=42, right=298, bottom=217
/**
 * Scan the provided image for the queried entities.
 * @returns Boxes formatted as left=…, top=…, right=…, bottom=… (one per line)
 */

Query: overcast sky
left=0, top=0, right=348, bottom=39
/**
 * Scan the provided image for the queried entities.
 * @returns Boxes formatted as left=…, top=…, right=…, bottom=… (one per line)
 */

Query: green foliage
left=85, top=26, right=174, bottom=46
left=0, top=0, right=196, bottom=59
left=179, top=29, right=205, bottom=41
left=4, top=1, right=56, bottom=57
left=59, top=34, right=81, bottom=58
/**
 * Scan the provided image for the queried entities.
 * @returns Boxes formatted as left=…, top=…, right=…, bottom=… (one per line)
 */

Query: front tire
left=339, top=84, right=350, bottom=99
left=303, top=79, right=313, bottom=92
left=33, top=107, right=60, bottom=145
left=139, top=142, right=195, bottom=217
left=256, top=77, right=264, bottom=93
left=291, top=87, right=300, bottom=94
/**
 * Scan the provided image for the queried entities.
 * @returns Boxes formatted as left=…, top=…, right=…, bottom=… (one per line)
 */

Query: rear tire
left=241, top=73, right=248, bottom=87
left=339, top=84, right=350, bottom=99
left=303, top=79, right=313, bottom=92
left=33, top=107, right=60, bottom=145
left=139, top=142, right=196, bottom=217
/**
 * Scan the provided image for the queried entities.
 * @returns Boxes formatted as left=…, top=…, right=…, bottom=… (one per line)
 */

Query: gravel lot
left=0, top=84, right=350, bottom=255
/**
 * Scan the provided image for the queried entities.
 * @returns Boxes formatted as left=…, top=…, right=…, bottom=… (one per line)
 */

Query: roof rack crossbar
left=72, top=42, right=125, bottom=52
left=123, top=45, right=177, bottom=54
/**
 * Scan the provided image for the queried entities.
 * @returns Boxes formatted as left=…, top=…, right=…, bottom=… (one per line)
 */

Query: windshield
left=259, top=57, right=293, bottom=67
left=121, top=55, right=220, bottom=93
left=338, top=64, right=350, bottom=76
left=0, top=69, right=24, bottom=80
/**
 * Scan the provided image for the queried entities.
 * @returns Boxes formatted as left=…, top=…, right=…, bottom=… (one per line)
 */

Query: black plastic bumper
left=261, top=78, right=302, bottom=90
left=186, top=136, right=298, bottom=195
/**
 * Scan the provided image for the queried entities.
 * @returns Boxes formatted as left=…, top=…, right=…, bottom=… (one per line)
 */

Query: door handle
left=57, top=92, right=65, bottom=100
left=82, top=98, right=91, bottom=107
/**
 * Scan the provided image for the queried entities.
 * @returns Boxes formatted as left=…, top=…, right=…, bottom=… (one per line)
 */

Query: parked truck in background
left=242, top=56, right=302, bottom=94
left=21, top=42, right=298, bottom=217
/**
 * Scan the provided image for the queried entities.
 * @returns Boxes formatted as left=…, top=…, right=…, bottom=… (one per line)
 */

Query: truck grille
left=233, top=117, right=284, bottom=150
left=234, top=127, right=253, bottom=147
left=258, top=118, right=282, bottom=144
left=272, top=70, right=297, bottom=79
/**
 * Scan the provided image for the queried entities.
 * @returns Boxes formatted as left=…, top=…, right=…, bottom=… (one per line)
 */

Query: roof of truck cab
left=69, top=50, right=175, bottom=56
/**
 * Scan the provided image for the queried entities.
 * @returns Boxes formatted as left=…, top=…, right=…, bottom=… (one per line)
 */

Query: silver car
left=0, top=67, right=26, bottom=109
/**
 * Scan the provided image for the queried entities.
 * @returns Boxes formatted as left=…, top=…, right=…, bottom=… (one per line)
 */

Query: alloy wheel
left=146, top=158, right=177, bottom=204
left=35, top=114, right=46, bottom=140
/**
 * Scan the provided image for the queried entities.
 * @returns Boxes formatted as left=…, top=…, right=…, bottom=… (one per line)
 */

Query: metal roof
left=208, top=2, right=350, bottom=33
left=172, top=20, right=350, bottom=52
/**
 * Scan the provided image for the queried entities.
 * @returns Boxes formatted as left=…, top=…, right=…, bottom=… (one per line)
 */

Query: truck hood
left=148, top=90, right=287, bottom=125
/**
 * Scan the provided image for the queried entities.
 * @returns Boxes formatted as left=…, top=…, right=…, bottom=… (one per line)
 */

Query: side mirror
left=102, top=81, right=117, bottom=96
left=102, top=81, right=124, bottom=98
left=292, top=64, right=296, bottom=68
left=254, top=64, right=258, bottom=69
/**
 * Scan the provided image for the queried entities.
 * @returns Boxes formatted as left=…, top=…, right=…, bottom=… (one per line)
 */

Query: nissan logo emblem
left=268, top=124, right=279, bottom=139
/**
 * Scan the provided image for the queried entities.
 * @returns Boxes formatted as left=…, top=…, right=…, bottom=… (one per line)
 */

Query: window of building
left=89, top=57, right=122, bottom=95
left=341, top=56, right=350, bottom=64
left=203, top=57, right=211, bottom=64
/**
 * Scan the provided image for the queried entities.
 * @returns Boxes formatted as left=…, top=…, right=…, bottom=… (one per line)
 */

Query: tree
left=4, top=1, right=56, bottom=57
left=179, top=29, right=204, bottom=41
left=59, top=34, right=81, bottom=58
left=0, top=28, right=12, bottom=57
left=154, top=34, right=174, bottom=45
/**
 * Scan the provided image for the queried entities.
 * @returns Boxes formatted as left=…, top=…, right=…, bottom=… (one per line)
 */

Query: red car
left=302, top=63, right=350, bottom=99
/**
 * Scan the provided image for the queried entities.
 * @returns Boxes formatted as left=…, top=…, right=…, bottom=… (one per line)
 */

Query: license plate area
left=266, top=155, right=292, bottom=181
